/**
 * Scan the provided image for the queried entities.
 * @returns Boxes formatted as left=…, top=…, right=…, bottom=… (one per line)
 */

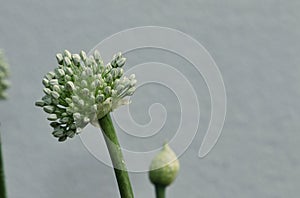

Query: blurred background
left=0, top=0, right=299, bottom=197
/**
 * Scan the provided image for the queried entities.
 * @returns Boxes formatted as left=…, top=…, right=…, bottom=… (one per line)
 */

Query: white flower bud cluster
left=0, top=50, right=9, bottom=100
left=35, top=50, right=137, bottom=141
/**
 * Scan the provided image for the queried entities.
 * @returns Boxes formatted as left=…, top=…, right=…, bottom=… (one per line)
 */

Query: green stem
left=155, top=185, right=166, bottom=198
left=0, top=135, right=6, bottom=198
left=98, top=114, right=134, bottom=198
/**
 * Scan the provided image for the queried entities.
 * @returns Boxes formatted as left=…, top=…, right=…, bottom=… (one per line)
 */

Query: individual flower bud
left=64, top=57, right=72, bottom=66
left=80, top=50, right=87, bottom=61
left=104, top=86, right=111, bottom=95
left=105, top=64, right=112, bottom=72
left=130, top=79, right=137, bottom=87
left=114, top=78, right=120, bottom=85
left=61, top=112, right=67, bottom=117
left=86, top=67, right=93, bottom=76
left=60, top=116, right=70, bottom=123
left=78, top=99, right=84, bottom=107
left=110, top=68, right=118, bottom=79
left=58, top=136, right=67, bottom=142
left=86, top=55, right=95, bottom=66
left=83, top=116, right=90, bottom=123
left=52, top=128, right=64, bottom=137
left=129, top=74, right=135, bottom=80
left=73, top=112, right=81, bottom=120
left=35, top=100, right=45, bottom=107
left=93, top=50, right=101, bottom=61
left=65, top=97, right=72, bottom=104
left=149, top=143, right=180, bottom=187
left=91, top=104, right=97, bottom=113
left=116, top=84, right=125, bottom=94
left=53, top=85, right=60, bottom=92
left=42, top=95, right=52, bottom=105
left=66, top=107, right=73, bottom=115
left=90, top=81, right=97, bottom=89
left=55, top=68, right=65, bottom=77
left=81, top=88, right=90, bottom=96
left=51, top=91, right=60, bottom=99
left=49, top=79, right=59, bottom=85
left=127, top=87, right=136, bottom=96
left=105, top=74, right=113, bottom=83
left=43, top=88, right=51, bottom=95
left=42, top=78, right=49, bottom=87
left=72, top=54, right=81, bottom=65
left=65, top=75, right=72, bottom=81
left=51, top=98, right=59, bottom=105
left=45, top=71, right=55, bottom=80
left=72, top=95, right=80, bottom=104
left=116, top=57, right=126, bottom=67
left=1, top=80, right=9, bottom=89
left=96, top=94, right=105, bottom=103
left=66, top=130, right=75, bottom=138
left=118, top=68, right=124, bottom=77
left=50, top=122, right=60, bottom=128
left=43, top=105, right=55, bottom=113
left=56, top=53, right=63, bottom=64
left=98, top=77, right=105, bottom=86
left=63, top=50, right=72, bottom=58
left=70, top=123, right=76, bottom=130
left=66, top=81, right=75, bottom=91
left=65, top=67, right=73, bottom=75
left=47, top=114, right=58, bottom=121
left=81, top=80, right=88, bottom=87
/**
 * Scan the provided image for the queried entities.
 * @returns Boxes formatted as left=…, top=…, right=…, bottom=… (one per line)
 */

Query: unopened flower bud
left=51, top=91, right=60, bottom=99
left=52, top=128, right=64, bottom=137
left=64, top=57, right=71, bottom=66
left=72, top=54, right=81, bottom=65
left=53, top=85, right=60, bottom=92
left=43, top=105, right=55, bottom=113
left=47, top=114, right=58, bottom=121
left=43, top=88, right=51, bottom=95
left=66, top=81, right=75, bottom=91
left=56, top=53, right=63, bottom=64
left=116, top=57, right=126, bottom=67
left=149, top=143, right=180, bottom=187
left=93, top=50, right=101, bottom=61
left=49, top=79, right=59, bottom=86
left=65, top=68, right=73, bottom=75
left=42, top=78, right=49, bottom=87
left=56, top=68, right=65, bottom=77
left=80, top=50, right=87, bottom=61
left=35, top=100, right=45, bottom=107
left=63, top=50, right=72, bottom=58
left=45, top=71, right=55, bottom=80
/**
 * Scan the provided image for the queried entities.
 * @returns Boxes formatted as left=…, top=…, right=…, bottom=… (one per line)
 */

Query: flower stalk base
left=155, top=185, right=166, bottom=198
left=98, top=113, right=134, bottom=198
left=0, top=138, right=6, bottom=198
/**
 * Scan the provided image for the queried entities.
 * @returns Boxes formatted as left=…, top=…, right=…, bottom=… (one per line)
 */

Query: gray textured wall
left=0, top=0, right=300, bottom=197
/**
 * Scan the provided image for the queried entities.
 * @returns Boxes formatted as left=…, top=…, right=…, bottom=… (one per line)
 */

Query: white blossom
left=36, top=50, right=137, bottom=141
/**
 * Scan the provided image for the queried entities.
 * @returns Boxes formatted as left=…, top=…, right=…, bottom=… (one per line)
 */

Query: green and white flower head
left=0, top=50, right=9, bottom=100
left=35, top=50, right=137, bottom=141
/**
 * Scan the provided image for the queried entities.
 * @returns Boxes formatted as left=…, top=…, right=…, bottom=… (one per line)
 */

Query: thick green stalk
left=155, top=185, right=166, bottom=198
left=0, top=135, right=6, bottom=198
left=98, top=114, right=134, bottom=198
